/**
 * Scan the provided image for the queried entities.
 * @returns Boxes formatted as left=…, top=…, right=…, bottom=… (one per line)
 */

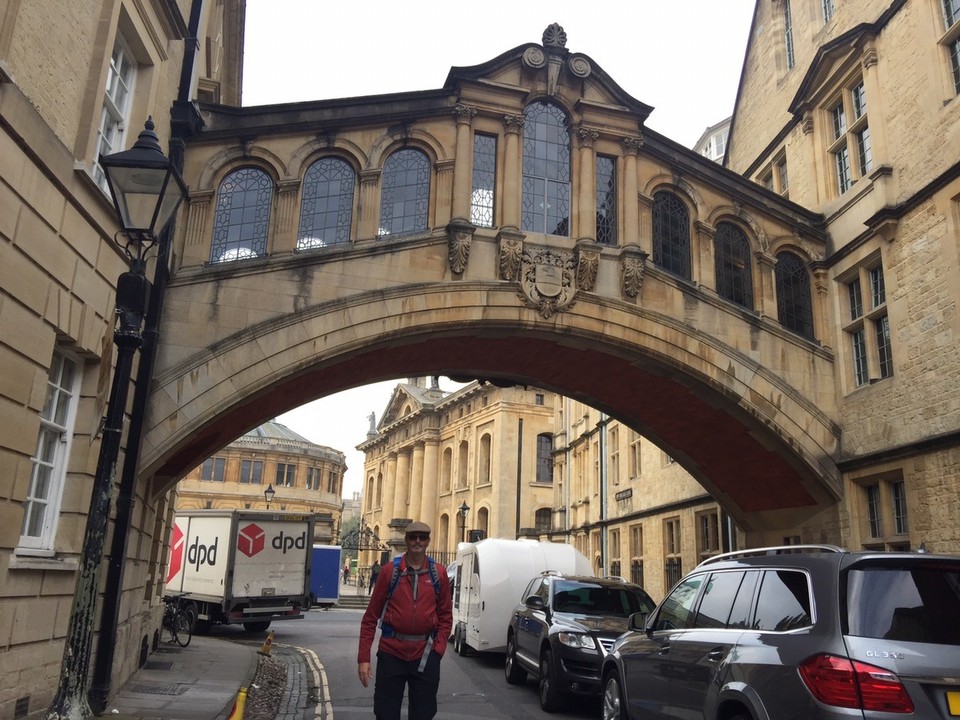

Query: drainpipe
left=515, top=418, right=523, bottom=539
left=89, top=0, right=204, bottom=711
left=598, top=413, right=607, bottom=576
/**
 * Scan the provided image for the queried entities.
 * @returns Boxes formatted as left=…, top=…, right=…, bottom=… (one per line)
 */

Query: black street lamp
left=264, top=483, right=276, bottom=508
left=47, top=118, right=187, bottom=720
left=459, top=501, right=470, bottom=543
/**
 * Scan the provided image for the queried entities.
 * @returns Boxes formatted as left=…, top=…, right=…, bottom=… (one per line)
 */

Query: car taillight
left=798, top=654, right=914, bottom=713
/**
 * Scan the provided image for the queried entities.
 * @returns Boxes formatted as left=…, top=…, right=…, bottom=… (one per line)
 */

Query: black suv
left=505, top=572, right=655, bottom=712
left=601, top=545, right=960, bottom=720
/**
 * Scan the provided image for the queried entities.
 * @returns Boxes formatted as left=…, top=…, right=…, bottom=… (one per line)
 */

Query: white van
left=452, top=538, right=592, bottom=654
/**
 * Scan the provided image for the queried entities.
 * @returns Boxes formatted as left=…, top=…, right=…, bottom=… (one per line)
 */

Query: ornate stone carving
left=453, top=104, right=477, bottom=124
left=499, top=237, right=523, bottom=281
left=446, top=220, right=475, bottom=275
left=621, top=136, right=644, bottom=154
left=518, top=246, right=577, bottom=319
left=542, top=23, right=567, bottom=49
left=619, top=246, right=649, bottom=299
left=503, top=115, right=525, bottom=134
left=522, top=47, right=546, bottom=69
left=568, top=54, right=592, bottom=78
left=577, top=126, right=599, bottom=148
left=575, top=243, right=600, bottom=292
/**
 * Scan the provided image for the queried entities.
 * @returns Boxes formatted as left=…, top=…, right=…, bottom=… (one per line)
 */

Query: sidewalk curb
left=213, top=640, right=260, bottom=720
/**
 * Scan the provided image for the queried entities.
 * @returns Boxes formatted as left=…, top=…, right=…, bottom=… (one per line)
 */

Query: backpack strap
left=378, top=555, right=443, bottom=632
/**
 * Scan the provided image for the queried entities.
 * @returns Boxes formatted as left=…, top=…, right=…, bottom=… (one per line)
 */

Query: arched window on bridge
left=210, top=167, right=273, bottom=263
left=521, top=101, right=571, bottom=236
left=298, top=157, right=355, bottom=249
left=378, top=148, right=430, bottom=237
left=775, top=251, right=815, bottom=340
left=652, top=191, right=691, bottom=279
left=714, top=221, right=754, bottom=309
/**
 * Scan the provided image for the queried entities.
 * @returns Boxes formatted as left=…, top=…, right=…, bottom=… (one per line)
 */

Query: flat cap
left=405, top=521, right=431, bottom=535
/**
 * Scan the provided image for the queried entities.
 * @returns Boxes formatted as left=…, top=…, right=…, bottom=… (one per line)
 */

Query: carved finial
left=542, top=23, right=567, bottom=49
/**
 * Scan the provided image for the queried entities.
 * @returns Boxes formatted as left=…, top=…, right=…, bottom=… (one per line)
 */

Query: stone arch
left=288, top=137, right=368, bottom=179
left=144, top=276, right=842, bottom=534
left=197, top=144, right=286, bottom=192
left=366, top=129, right=447, bottom=171
left=708, top=204, right=769, bottom=251
left=643, top=174, right=705, bottom=221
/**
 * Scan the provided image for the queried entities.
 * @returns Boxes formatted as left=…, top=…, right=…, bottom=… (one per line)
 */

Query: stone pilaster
left=358, top=169, right=381, bottom=240
left=452, top=104, right=477, bottom=221
left=576, top=125, right=598, bottom=240
left=502, top=115, right=524, bottom=229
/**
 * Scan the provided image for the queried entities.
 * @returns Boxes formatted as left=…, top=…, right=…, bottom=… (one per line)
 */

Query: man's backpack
left=378, top=555, right=442, bottom=631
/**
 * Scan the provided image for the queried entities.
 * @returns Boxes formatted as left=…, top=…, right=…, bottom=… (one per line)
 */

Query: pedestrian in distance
left=368, top=560, right=380, bottom=595
left=343, top=562, right=351, bottom=585
left=357, top=522, right=453, bottom=720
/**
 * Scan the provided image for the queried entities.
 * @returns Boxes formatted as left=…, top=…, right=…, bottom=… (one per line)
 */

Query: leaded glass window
left=521, top=102, right=571, bottom=236
left=775, top=251, right=814, bottom=339
left=379, top=148, right=430, bottom=237
left=471, top=133, right=496, bottom=227
left=596, top=155, right=617, bottom=245
left=652, top=191, right=691, bottom=279
left=211, top=167, right=273, bottom=263
left=298, top=157, right=355, bottom=249
left=714, top=222, right=754, bottom=309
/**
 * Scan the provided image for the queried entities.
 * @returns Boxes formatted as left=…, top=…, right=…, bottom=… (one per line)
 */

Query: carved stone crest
left=619, top=246, right=649, bottom=299
left=519, top=246, right=577, bottom=318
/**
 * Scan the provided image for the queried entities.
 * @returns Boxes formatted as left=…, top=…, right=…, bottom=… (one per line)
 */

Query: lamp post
left=47, top=118, right=187, bottom=720
left=264, top=483, right=276, bottom=509
left=459, top=501, right=470, bottom=543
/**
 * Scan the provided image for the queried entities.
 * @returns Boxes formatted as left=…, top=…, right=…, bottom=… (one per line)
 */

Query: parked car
left=601, top=544, right=960, bottom=720
left=505, top=572, right=655, bottom=712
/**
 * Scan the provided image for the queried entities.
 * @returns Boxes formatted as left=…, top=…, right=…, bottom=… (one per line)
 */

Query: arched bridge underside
left=143, top=235, right=842, bottom=533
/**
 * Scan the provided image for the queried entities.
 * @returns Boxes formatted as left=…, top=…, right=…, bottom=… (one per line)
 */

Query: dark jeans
left=373, top=649, right=441, bottom=720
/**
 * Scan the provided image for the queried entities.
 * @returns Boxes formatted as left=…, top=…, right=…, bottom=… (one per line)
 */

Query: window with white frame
left=858, top=473, right=911, bottom=550
left=941, top=0, right=960, bottom=94
left=93, top=38, right=137, bottom=191
left=841, top=259, right=893, bottom=387
left=827, top=79, right=873, bottom=195
left=20, top=349, right=81, bottom=552
left=822, top=0, right=835, bottom=23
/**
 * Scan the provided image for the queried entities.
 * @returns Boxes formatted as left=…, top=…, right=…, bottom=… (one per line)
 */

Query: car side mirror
left=628, top=611, right=649, bottom=632
left=525, top=595, right=545, bottom=610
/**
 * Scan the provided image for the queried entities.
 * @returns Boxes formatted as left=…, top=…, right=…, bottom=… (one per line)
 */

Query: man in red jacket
left=357, top=522, right=453, bottom=720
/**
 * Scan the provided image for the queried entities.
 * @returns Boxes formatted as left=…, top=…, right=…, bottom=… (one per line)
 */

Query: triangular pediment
left=788, top=23, right=880, bottom=115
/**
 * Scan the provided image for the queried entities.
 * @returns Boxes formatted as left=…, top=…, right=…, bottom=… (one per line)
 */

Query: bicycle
left=162, top=594, right=193, bottom=647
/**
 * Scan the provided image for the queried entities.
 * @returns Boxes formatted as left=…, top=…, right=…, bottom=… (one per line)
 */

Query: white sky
left=244, top=1, right=756, bottom=497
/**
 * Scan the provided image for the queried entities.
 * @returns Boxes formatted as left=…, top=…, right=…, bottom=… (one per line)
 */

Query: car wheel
left=243, top=620, right=271, bottom=632
left=602, top=671, right=624, bottom=720
left=538, top=649, right=563, bottom=712
left=505, top=635, right=527, bottom=684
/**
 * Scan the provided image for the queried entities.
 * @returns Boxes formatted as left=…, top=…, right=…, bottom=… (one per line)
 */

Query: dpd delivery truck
left=165, top=509, right=314, bottom=633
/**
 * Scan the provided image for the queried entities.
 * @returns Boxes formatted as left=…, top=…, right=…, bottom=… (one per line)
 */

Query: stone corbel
left=446, top=219, right=475, bottom=275
left=619, top=245, right=649, bottom=299
left=575, top=239, right=601, bottom=292
left=497, top=228, right=525, bottom=281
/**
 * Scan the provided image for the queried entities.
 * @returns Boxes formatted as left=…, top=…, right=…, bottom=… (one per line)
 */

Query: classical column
left=620, top=138, right=642, bottom=247
left=755, top=250, right=777, bottom=318
left=502, top=114, right=524, bottom=229
left=382, top=453, right=398, bottom=522
left=271, top=179, right=300, bottom=255
left=358, top=169, right=381, bottom=239
left=408, top=442, right=425, bottom=523
left=420, top=438, right=440, bottom=528
left=183, top=190, right=212, bottom=266
left=695, top=221, right=717, bottom=291
left=576, top=126, right=598, bottom=241
left=435, top=159, right=455, bottom=228
left=637, top=192, right=654, bottom=257
left=452, top=104, right=477, bottom=221
left=392, top=448, right=411, bottom=521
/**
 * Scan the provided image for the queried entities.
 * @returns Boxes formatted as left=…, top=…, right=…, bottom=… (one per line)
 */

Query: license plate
left=948, top=690, right=960, bottom=716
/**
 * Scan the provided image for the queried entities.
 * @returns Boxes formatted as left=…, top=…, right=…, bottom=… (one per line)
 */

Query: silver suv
left=601, top=545, right=960, bottom=719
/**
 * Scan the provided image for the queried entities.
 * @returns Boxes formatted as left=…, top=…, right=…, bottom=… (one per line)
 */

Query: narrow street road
left=265, top=606, right=600, bottom=720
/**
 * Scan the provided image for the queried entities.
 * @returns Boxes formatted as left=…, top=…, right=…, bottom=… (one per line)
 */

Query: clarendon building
left=359, top=378, right=744, bottom=602
left=2, top=1, right=960, bottom=719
